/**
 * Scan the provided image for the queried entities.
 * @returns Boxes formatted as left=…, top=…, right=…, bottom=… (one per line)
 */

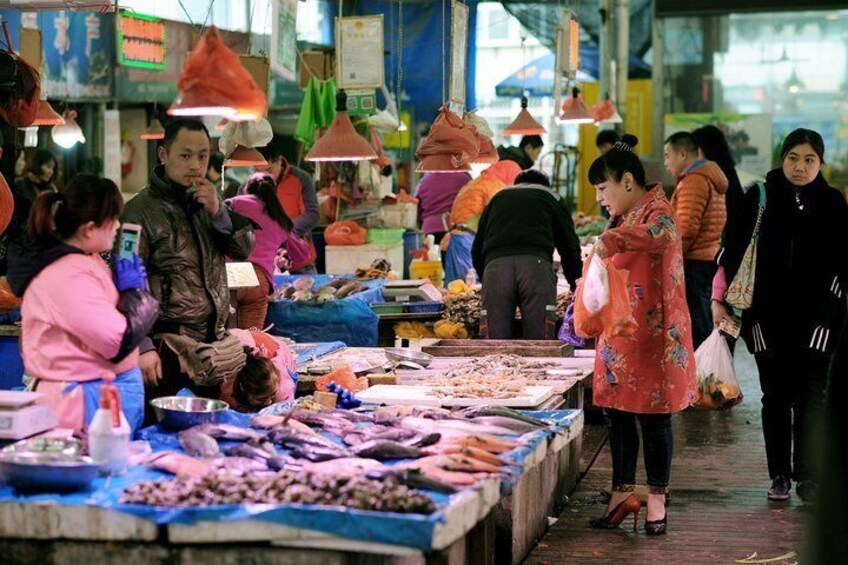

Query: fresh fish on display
left=466, top=416, right=543, bottom=434
left=285, top=408, right=355, bottom=432
left=374, top=405, right=452, bottom=425
left=342, top=431, right=368, bottom=446
left=447, top=434, right=519, bottom=454
left=267, top=427, right=347, bottom=452
left=210, top=456, right=270, bottom=474
left=413, top=454, right=503, bottom=474
left=366, top=468, right=458, bottom=495
left=224, top=443, right=274, bottom=462
left=423, top=445, right=514, bottom=468
left=288, top=443, right=352, bottom=462
left=350, top=440, right=422, bottom=460
left=189, top=423, right=264, bottom=442
left=395, top=461, right=479, bottom=487
left=403, top=432, right=442, bottom=448
left=146, top=451, right=211, bottom=478
left=429, top=418, right=518, bottom=437
left=457, top=405, right=549, bottom=427
left=178, top=429, right=220, bottom=458
left=252, top=415, right=318, bottom=435
left=322, top=408, right=374, bottom=423
left=304, top=458, right=385, bottom=479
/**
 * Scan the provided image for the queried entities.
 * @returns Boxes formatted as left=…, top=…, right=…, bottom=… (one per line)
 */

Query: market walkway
left=526, top=348, right=806, bottom=565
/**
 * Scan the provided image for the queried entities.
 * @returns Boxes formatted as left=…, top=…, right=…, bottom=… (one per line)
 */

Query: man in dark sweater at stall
left=472, top=170, right=583, bottom=339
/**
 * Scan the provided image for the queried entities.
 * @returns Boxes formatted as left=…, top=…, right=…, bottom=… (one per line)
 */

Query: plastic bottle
left=88, top=383, right=130, bottom=475
left=465, top=268, right=478, bottom=287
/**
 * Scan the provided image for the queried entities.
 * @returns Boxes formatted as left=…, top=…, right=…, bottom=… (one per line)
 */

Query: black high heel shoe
left=645, top=512, right=668, bottom=536
left=589, top=493, right=641, bottom=531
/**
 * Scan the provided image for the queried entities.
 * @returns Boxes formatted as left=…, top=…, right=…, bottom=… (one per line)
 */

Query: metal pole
left=615, top=0, right=630, bottom=130
left=651, top=2, right=665, bottom=164
left=599, top=0, right=612, bottom=100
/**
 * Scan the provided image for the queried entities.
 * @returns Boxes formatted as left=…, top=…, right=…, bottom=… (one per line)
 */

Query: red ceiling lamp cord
left=305, top=90, right=378, bottom=162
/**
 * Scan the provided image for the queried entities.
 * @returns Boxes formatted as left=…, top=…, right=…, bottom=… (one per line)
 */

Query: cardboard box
left=298, top=50, right=336, bottom=88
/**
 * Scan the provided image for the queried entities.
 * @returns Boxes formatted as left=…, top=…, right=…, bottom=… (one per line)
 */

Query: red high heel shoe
left=588, top=493, right=641, bottom=531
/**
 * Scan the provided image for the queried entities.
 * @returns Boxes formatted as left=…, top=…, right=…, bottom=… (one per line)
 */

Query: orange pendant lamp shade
left=224, top=145, right=268, bottom=167
left=472, top=132, right=498, bottom=165
left=559, top=87, right=594, bottom=124
left=32, top=100, right=65, bottom=126
left=306, top=91, right=378, bottom=162
left=416, top=106, right=480, bottom=173
left=140, top=117, right=165, bottom=140
left=503, top=96, right=546, bottom=136
left=590, top=97, right=623, bottom=124
left=168, top=26, right=267, bottom=122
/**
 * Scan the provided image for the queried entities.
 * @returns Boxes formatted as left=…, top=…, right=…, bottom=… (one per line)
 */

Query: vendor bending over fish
left=7, top=175, right=159, bottom=435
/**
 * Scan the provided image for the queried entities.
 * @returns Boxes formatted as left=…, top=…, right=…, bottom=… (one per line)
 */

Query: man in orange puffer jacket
left=664, top=131, right=729, bottom=348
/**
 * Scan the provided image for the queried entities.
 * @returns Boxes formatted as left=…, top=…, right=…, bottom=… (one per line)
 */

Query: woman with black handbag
left=712, top=129, right=848, bottom=503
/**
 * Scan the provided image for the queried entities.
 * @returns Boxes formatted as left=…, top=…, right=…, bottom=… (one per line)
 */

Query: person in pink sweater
left=6, top=175, right=159, bottom=435
left=227, top=173, right=308, bottom=330
left=219, top=328, right=297, bottom=412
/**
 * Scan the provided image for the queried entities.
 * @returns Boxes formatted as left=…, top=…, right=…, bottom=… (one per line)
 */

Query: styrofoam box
left=324, top=243, right=405, bottom=275
left=379, top=203, right=418, bottom=229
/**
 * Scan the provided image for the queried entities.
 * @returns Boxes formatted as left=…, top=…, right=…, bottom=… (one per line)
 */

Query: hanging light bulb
left=22, top=126, right=38, bottom=148
left=224, top=145, right=268, bottom=167
left=140, top=117, right=165, bottom=140
left=31, top=100, right=65, bottom=127
left=306, top=91, right=378, bottom=162
left=558, top=87, right=594, bottom=124
left=786, top=69, right=804, bottom=95
left=51, top=110, right=85, bottom=148
left=504, top=96, right=547, bottom=136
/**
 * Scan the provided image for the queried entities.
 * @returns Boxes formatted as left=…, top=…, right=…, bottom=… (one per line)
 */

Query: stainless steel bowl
left=0, top=452, right=99, bottom=492
left=384, top=348, right=434, bottom=368
left=1, top=437, right=84, bottom=456
left=150, top=396, right=229, bottom=430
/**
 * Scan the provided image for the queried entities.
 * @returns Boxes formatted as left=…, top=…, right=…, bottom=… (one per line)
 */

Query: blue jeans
left=607, top=409, right=673, bottom=493
left=684, top=259, right=717, bottom=349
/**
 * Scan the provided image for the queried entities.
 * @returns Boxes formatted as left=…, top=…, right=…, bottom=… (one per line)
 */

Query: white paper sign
left=449, top=0, right=469, bottom=109
left=336, top=15, right=384, bottom=90
left=271, top=0, right=298, bottom=81
left=103, top=110, right=121, bottom=190
left=226, top=262, right=261, bottom=289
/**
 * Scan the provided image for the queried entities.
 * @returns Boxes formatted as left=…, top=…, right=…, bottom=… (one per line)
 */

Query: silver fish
left=178, top=429, right=219, bottom=458
left=190, top=423, right=264, bottom=442
left=351, top=440, right=421, bottom=461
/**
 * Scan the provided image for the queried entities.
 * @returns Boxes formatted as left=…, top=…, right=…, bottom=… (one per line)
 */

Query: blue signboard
left=0, top=10, right=114, bottom=100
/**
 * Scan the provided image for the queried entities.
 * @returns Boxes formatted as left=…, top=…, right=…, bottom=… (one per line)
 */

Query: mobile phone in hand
left=119, top=223, right=142, bottom=261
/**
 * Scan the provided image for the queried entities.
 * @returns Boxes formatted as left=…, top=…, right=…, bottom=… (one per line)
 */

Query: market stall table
left=0, top=408, right=583, bottom=565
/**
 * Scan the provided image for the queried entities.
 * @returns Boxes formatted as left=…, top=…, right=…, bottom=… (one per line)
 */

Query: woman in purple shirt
left=415, top=172, right=472, bottom=244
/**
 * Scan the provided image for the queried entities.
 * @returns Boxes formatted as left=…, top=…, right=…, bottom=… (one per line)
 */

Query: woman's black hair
left=27, top=149, right=57, bottom=178
left=587, top=134, right=646, bottom=186
left=28, top=174, right=123, bottom=246
left=233, top=349, right=280, bottom=409
left=780, top=128, right=825, bottom=164
left=692, top=125, right=735, bottom=168
left=240, top=172, right=293, bottom=232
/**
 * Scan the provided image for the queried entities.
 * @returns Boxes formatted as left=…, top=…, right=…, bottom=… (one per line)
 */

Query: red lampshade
left=306, top=91, right=378, bottom=162
left=503, top=96, right=546, bottom=136
left=472, top=133, right=498, bottom=165
left=224, top=145, right=268, bottom=167
left=415, top=106, right=480, bottom=173
left=31, top=100, right=64, bottom=126
left=167, top=27, right=267, bottom=122
left=559, top=87, right=594, bottom=124
left=590, top=98, right=623, bottom=124
left=139, top=118, right=165, bottom=140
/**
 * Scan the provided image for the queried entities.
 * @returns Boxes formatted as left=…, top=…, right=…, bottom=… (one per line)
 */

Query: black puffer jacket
left=719, top=168, right=848, bottom=356
left=122, top=166, right=255, bottom=341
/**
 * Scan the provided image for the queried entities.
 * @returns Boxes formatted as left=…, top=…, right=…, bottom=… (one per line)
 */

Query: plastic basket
left=407, top=301, right=444, bottom=314
left=366, top=228, right=405, bottom=245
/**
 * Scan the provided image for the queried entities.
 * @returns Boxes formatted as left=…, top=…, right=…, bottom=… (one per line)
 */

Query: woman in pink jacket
left=227, top=173, right=308, bottom=330
left=219, top=328, right=297, bottom=412
left=7, top=175, right=159, bottom=435
left=587, top=135, right=697, bottom=536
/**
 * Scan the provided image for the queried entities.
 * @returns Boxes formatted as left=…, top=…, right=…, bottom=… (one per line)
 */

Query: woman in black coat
left=713, top=129, right=848, bottom=503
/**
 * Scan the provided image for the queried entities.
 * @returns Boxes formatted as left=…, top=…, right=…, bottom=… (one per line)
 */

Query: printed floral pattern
left=594, top=186, right=697, bottom=414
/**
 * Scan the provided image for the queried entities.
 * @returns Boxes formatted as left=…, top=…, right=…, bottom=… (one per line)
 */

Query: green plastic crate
left=366, top=228, right=405, bottom=245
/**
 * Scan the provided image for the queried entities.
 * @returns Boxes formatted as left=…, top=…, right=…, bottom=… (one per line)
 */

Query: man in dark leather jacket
left=122, top=119, right=255, bottom=396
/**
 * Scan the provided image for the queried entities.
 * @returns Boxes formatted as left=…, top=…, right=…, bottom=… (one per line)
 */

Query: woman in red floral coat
left=587, top=135, right=697, bottom=536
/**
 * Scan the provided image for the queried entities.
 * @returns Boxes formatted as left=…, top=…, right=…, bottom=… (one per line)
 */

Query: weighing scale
left=0, top=391, right=58, bottom=440
left=381, top=280, right=443, bottom=302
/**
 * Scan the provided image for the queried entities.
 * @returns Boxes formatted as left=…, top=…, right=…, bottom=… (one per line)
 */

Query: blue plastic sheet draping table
left=265, top=275, right=386, bottom=347
left=0, top=409, right=582, bottom=551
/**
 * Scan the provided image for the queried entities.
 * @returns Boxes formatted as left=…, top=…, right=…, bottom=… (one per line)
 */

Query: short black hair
left=163, top=118, right=210, bottom=150
left=514, top=169, right=551, bottom=187
left=664, top=131, right=698, bottom=154
left=595, top=130, right=620, bottom=148
left=257, top=143, right=282, bottom=163
left=208, top=152, right=224, bottom=174
left=519, top=135, right=544, bottom=150
left=588, top=134, right=646, bottom=186
left=780, top=128, right=825, bottom=164
left=27, top=149, right=57, bottom=176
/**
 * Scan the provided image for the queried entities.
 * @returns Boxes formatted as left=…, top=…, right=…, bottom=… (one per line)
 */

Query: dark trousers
left=755, top=348, right=830, bottom=481
left=607, top=409, right=674, bottom=493
left=481, top=255, right=557, bottom=340
left=684, top=259, right=717, bottom=349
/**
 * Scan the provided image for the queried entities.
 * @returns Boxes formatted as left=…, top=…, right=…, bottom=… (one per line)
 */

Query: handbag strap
left=751, top=182, right=767, bottom=241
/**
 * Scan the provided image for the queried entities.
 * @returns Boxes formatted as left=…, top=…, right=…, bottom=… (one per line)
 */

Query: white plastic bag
left=694, top=330, right=743, bottom=410
left=582, top=254, right=609, bottom=314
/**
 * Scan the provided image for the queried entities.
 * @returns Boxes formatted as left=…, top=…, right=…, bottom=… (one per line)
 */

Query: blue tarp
left=266, top=275, right=385, bottom=347
left=495, top=49, right=653, bottom=98
left=0, top=408, right=582, bottom=551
